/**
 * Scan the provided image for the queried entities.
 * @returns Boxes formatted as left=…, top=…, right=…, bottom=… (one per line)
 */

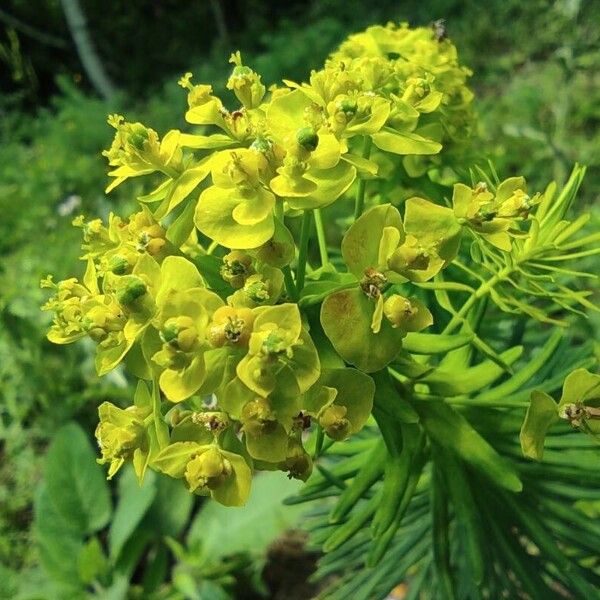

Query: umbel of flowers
left=42, top=23, right=589, bottom=507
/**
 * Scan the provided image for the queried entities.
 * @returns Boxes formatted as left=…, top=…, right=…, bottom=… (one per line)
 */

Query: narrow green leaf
left=415, top=401, right=522, bottom=492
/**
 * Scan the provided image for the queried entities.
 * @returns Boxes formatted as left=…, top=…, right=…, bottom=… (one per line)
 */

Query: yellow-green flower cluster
left=42, top=24, right=543, bottom=507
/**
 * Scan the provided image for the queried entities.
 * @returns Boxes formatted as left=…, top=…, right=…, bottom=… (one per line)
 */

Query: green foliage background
left=0, top=1, right=598, bottom=598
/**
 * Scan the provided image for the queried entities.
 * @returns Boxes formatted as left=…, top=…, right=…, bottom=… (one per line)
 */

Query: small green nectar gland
left=296, top=126, right=320, bottom=152
left=116, top=277, right=147, bottom=305
left=108, top=255, right=131, bottom=275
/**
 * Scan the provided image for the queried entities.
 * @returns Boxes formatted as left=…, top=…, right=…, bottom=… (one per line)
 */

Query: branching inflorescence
left=42, top=21, right=598, bottom=523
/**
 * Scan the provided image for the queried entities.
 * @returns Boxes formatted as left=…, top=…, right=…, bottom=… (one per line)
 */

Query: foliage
left=9, top=421, right=303, bottom=600
left=1, top=3, right=599, bottom=599
left=38, top=20, right=600, bottom=600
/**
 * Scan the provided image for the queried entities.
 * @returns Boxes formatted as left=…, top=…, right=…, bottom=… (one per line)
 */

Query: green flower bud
left=184, top=447, right=232, bottom=493
left=108, top=255, right=131, bottom=275
left=116, top=277, right=147, bottom=305
left=296, top=126, right=319, bottom=152
left=319, top=404, right=351, bottom=441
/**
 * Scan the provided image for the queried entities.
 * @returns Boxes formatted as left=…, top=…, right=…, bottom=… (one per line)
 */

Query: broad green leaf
left=253, top=216, right=295, bottom=268
left=559, top=368, right=600, bottom=407
left=77, top=537, right=107, bottom=584
left=187, top=471, right=303, bottom=564
left=211, top=451, right=252, bottom=506
left=321, top=287, right=405, bottom=372
left=159, top=354, right=207, bottom=403
left=178, top=132, right=238, bottom=149
left=195, top=186, right=275, bottom=249
left=322, top=368, right=374, bottom=434
left=403, top=196, right=462, bottom=260
left=288, top=161, right=356, bottom=210
left=371, top=128, right=442, bottom=155
left=44, top=423, right=111, bottom=535
left=160, top=160, right=211, bottom=217
left=33, top=483, right=84, bottom=586
left=245, top=423, right=289, bottom=462
left=152, top=442, right=201, bottom=478
left=141, top=474, right=194, bottom=537
left=166, top=198, right=196, bottom=248
left=108, top=466, right=157, bottom=560
left=342, top=204, right=403, bottom=278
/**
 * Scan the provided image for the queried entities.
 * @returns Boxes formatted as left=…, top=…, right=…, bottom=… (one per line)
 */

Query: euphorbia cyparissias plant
left=42, top=23, right=599, bottom=508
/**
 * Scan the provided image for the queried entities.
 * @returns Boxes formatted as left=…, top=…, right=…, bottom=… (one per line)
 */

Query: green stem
left=274, top=199, right=284, bottom=222
left=282, top=265, right=297, bottom=301
left=206, top=240, right=219, bottom=255
left=353, top=136, right=373, bottom=221
left=411, top=392, right=529, bottom=409
left=296, top=210, right=312, bottom=292
left=442, top=267, right=509, bottom=334
left=273, top=200, right=297, bottom=300
left=313, top=424, right=325, bottom=459
left=313, top=208, right=329, bottom=266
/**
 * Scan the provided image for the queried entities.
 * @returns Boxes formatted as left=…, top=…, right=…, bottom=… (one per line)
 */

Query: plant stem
left=442, top=267, right=508, bottom=334
left=353, top=136, right=373, bottom=221
left=283, top=266, right=297, bottom=301
left=273, top=201, right=297, bottom=300
left=313, top=208, right=329, bottom=267
left=296, top=210, right=312, bottom=292
left=313, top=425, right=325, bottom=459
left=274, top=199, right=284, bottom=222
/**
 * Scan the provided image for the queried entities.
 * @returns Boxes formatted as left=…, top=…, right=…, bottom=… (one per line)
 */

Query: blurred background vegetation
left=0, top=0, right=598, bottom=598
